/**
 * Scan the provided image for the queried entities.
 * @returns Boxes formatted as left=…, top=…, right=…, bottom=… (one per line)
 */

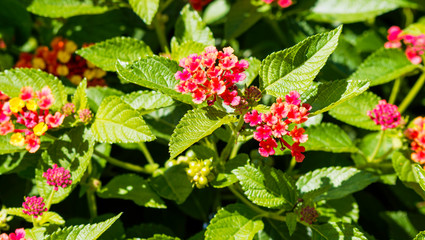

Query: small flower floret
left=22, top=196, right=47, bottom=218
left=42, top=164, right=72, bottom=191
left=367, top=100, right=401, bottom=130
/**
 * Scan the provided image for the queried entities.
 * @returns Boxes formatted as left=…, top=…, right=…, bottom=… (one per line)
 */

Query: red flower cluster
left=189, top=0, right=213, bottom=10
left=175, top=46, right=249, bottom=106
left=405, top=117, right=425, bottom=165
left=22, top=196, right=47, bottom=218
left=15, top=37, right=106, bottom=87
left=262, top=0, right=293, bottom=8
left=42, top=164, right=72, bottom=191
left=0, top=87, right=65, bottom=153
left=384, top=26, right=425, bottom=64
left=244, top=91, right=311, bottom=161
left=0, top=228, right=29, bottom=240
left=367, top=100, right=402, bottom=130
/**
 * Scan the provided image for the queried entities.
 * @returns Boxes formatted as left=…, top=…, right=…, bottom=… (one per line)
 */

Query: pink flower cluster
left=0, top=87, right=65, bottom=153
left=244, top=91, right=311, bottom=162
left=367, top=100, right=401, bottom=130
left=22, top=196, right=47, bottom=218
left=299, top=206, right=319, bottom=224
left=384, top=26, right=425, bottom=64
left=42, top=164, right=72, bottom=191
left=0, top=228, right=30, bottom=240
left=175, top=46, right=249, bottom=106
left=262, top=0, right=292, bottom=8
left=405, top=117, right=425, bottom=165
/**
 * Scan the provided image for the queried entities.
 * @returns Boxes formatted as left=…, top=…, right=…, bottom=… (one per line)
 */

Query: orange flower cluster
left=15, top=37, right=106, bottom=87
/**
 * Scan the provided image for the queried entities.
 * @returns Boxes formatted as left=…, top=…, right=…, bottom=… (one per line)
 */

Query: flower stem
left=220, top=115, right=246, bottom=163
left=93, top=149, right=149, bottom=174
left=389, top=78, right=401, bottom=104
left=287, top=157, right=297, bottom=174
left=399, top=70, right=425, bottom=113
left=138, top=142, right=155, bottom=165
left=86, top=161, right=97, bottom=220
left=369, top=130, right=385, bottom=162
left=45, top=189, right=55, bottom=211
left=153, top=13, right=170, bottom=54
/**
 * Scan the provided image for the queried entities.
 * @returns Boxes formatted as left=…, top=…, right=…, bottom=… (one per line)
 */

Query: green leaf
left=392, top=151, right=425, bottom=199
left=328, top=91, right=381, bottom=130
left=0, top=135, right=25, bottom=155
left=211, top=154, right=249, bottom=188
left=296, top=166, right=378, bottom=201
left=27, top=0, right=119, bottom=18
left=170, top=40, right=207, bottom=63
left=44, top=213, right=122, bottom=240
left=147, top=234, right=181, bottom=240
left=121, top=90, right=174, bottom=113
left=37, top=127, right=94, bottom=204
left=255, top=219, right=309, bottom=240
left=0, top=151, right=28, bottom=174
left=98, top=174, right=166, bottom=208
left=301, top=79, right=370, bottom=115
left=308, top=0, right=399, bottom=23
left=86, top=86, right=124, bottom=112
left=286, top=212, right=298, bottom=236
left=174, top=4, right=214, bottom=46
left=6, top=208, right=64, bottom=225
left=203, top=0, right=231, bottom=24
left=129, top=0, right=159, bottom=25
left=116, top=56, right=194, bottom=105
left=205, top=203, right=264, bottom=240
left=224, top=0, right=264, bottom=40
left=232, top=164, right=298, bottom=209
left=310, top=222, right=368, bottom=239
left=91, top=96, right=155, bottom=143
left=76, top=36, right=154, bottom=71
left=169, top=107, right=236, bottom=159
left=381, top=211, right=422, bottom=239
left=303, top=123, right=357, bottom=153
left=415, top=231, right=425, bottom=240
left=0, top=68, right=67, bottom=110
left=349, top=48, right=417, bottom=86
left=413, top=164, right=425, bottom=192
left=25, top=227, right=46, bottom=240
left=260, top=26, right=342, bottom=97
left=150, top=165, right=193, bottom=204
left=72, top=79, right=88, bottom=112
left=316, top=195, right=359, bottom=223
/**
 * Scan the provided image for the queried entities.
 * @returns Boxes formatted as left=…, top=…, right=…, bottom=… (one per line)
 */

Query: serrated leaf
left=150, top=165, right=192, bottom=204
left=349, top=48, right=417, bottom=86
left=116, top=56, right=194, bottom=105
left=6, top=208, right=64, bottom=225
left=329, top=91, right=381, bottom=130
left=44, top=213, right=121, bottom=240
left=255, top=218, right=310, bottom=240
left=205, top=203, right=264, bottom=240
left=232, top=164, right=298, bottom=209
left=169, top=107, right=236, bottom=159
left=72, top=79, right=88, bottom=112
left=98, top=174, right=166, bottom=208
left=120, top=90, right=174, bottom=112
left=25, top=227, right=46, bottom=240
left=310, top=222, right=368, bottom=239
left=211, top=154, right=249, bottom=188
left=413, top=164, right=425, bottom=192
left=260, top=26, right=342, bottom=97
left=308, top=0, right=399, bottom=23
left=170, top=40, right=207, bottom=63
left=0, top=68, right=67, bottom=110
left=316, top=195, right=359, bottom=223
left=303, top=123, right=357, bottom=153
left=224, top=0, right=264, bottom=40
left=76, top=36, right=154, bottom=71
left=286, top=212, right=298, bottom=236
left=27, top=0, right=119, bottom=18
left=392, top=151, right=425, bottom=199
left=37, top=127, right=94, bottom=204
left=296, top=166, right=378, bottom=201
left=86, top=86, right=124, bottom=112
left=174, top=4, right=214, bottom=46
left=301, top=79, right=370, bottom=115
left=129, top=0, right=159, bottom=25
left=91, top=96, right=155, bottom=143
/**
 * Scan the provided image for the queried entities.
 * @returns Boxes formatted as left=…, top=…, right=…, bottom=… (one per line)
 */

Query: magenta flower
left=367, top=100, right=402, bottom=130
left=254, top=125, right=272, bottom=141
left=42, top=164, right=72, bottom=191
left=259, top=137, right=278, bottom=157
left=22, top=196, right=47, bottom=218
left=0, top=228, right=28, bottom=240
left=244, top=110, right=262, bottom=126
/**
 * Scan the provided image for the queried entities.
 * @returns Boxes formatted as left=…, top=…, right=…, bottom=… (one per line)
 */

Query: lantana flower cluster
left=189, top=0, right=213, bottom=10
left=405, top=117, right=425, bottom=165
left=22, top=196, right=47, bottom=218
left=367, top=99, right=402, bottom=130
left=0, top=87, right=65, bottom=153
left=384, top=26, right=425, bottom=64
left=0, top=228, right=30, bottom=240
left=299, top=206, right=319, bottom=225
left=42, top=164, right=72, bottom=191
left=15, top=37, right=106, bottom=87
left=261, top=0, right=293, bottom=8
left=186, top=158, right=215, bottom=188
left=244, top=91, right=311, bottom=161
left=175, top=46, right=249, bottom=106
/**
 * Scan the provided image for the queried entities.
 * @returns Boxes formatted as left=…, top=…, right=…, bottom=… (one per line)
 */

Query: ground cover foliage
left=1, top=0, right=425, bottom=239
